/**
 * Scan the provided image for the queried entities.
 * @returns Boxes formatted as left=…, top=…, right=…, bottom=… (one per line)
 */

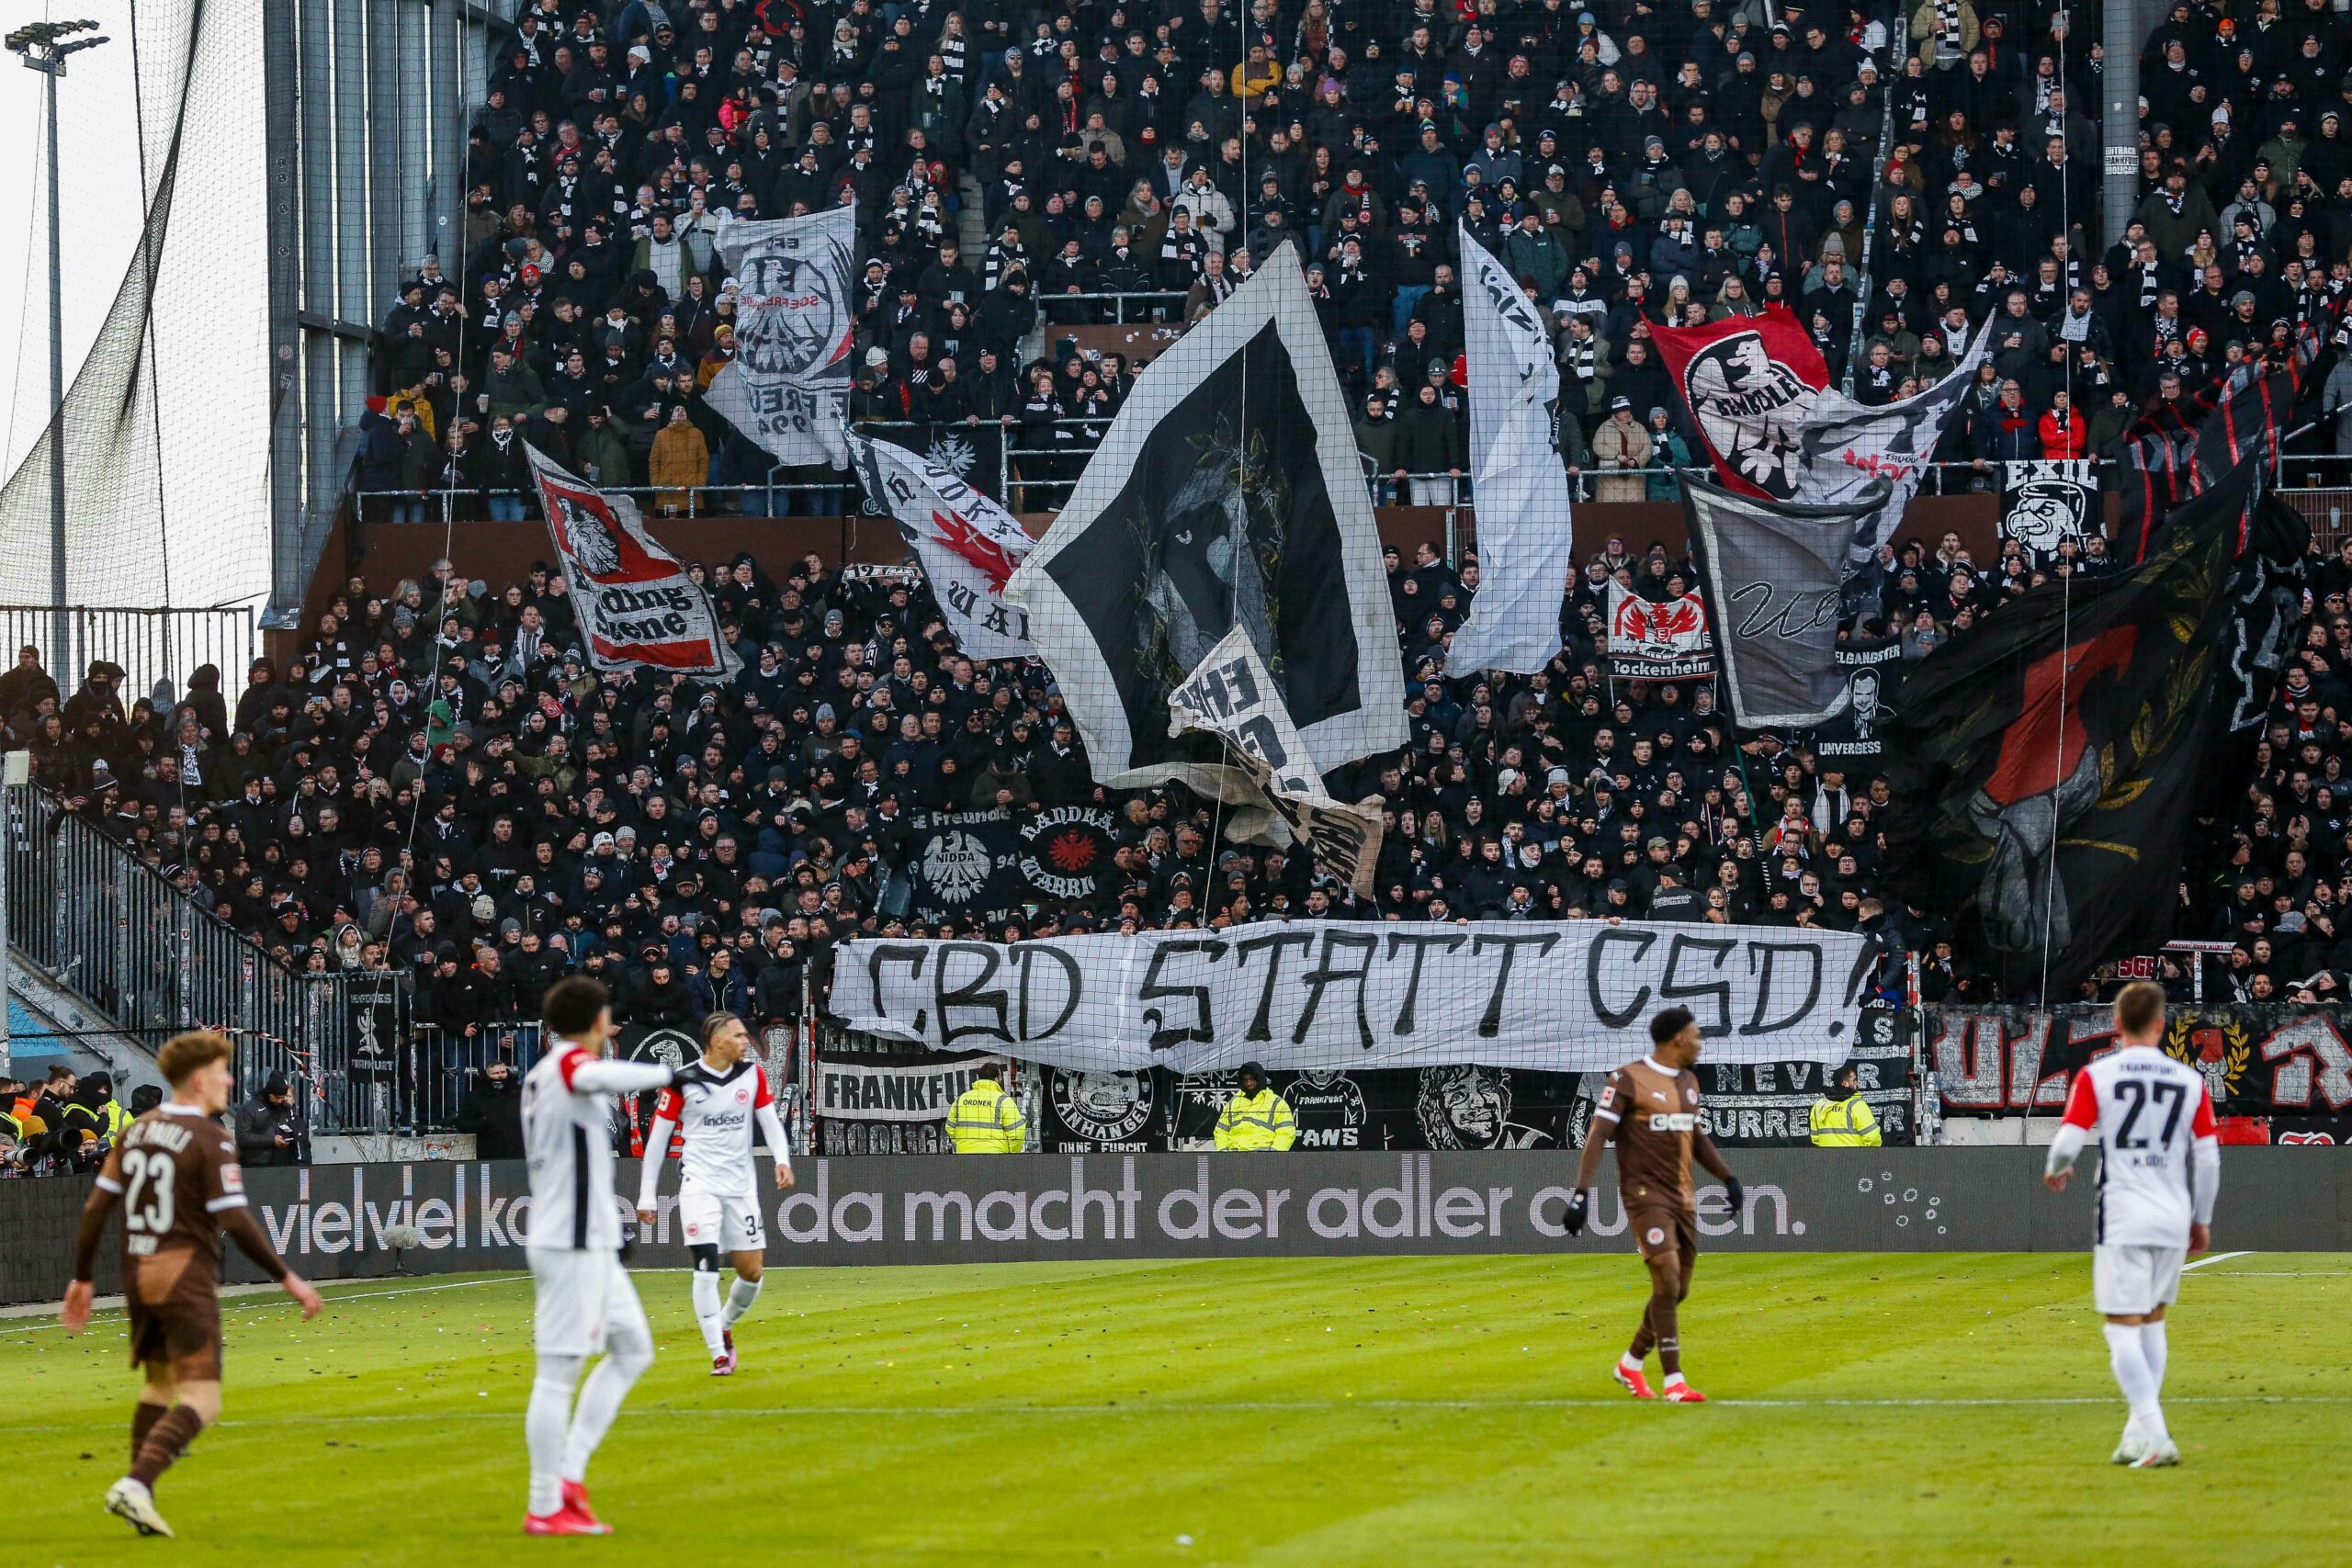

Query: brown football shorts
left=1627, top=1202, right=1699, bottom=1269
left=126, top=1250, right=224, bottom=1381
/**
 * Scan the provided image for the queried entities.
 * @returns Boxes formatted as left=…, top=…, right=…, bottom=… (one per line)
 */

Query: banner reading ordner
left=830, top=919, right=1872, bottom=1072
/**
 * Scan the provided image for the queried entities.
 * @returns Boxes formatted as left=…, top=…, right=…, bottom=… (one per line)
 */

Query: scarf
left=1562, top=333, right=1597, bottom=380
left=1934, top=0, right=1961, bottom=52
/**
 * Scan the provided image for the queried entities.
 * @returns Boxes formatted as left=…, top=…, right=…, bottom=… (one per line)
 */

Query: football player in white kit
left=519, top=976, right=684, bottom=1536
left=635, top=1012, right=794, bottom=1375
left=2043, top=981, right=2221, bottom=1469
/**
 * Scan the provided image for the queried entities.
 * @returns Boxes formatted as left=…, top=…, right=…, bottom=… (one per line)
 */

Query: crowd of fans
left=348, top=0, right=2352, bottom=515
left=12, top=0, right=2352, bottom=1158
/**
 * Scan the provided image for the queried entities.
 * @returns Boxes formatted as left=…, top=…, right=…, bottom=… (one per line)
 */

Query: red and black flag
left=1878, top=457, right=2256, bottom=999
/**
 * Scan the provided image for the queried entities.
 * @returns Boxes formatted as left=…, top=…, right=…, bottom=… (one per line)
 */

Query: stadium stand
left=9, top=0, right=2352, bottom=1156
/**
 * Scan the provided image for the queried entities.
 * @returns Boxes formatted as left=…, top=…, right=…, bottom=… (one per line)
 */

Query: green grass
left=4, top=1252, right=2345, bottom=1566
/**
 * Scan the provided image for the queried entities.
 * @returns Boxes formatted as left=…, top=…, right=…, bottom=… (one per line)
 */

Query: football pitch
left=5, top=1252, right=2344, bottom=1566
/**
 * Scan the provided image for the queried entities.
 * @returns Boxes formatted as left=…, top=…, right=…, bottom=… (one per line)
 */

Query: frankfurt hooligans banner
left=1648, top=306, right=1828, bottom=499
left=1878, top=457, right=2253, bottom=997
left=704, top=206, right=857, bottom=468
left=1680, top=474, right=1886, bottom=728
left=1167, top=626, right=1385, bottom=896
left=905, top=805, right=1115, bottom=924
left=1797, top=315, right=1992, bottom=567
left=344, top=973, right=406, bottom=1082
left=526, top=444, right=741, bottom=676
left=2000, top=459, right=2098, bottom=561
left=1449, top=227, right=1575, bottom=673
left=1605, top=579, right=1714, bottom=678
left=1003, top=243, right=1407, bottom=791
left=1809, top=634, right=1905, bottom=761
left=847, top=433, right=1035, bottom=659
left=830, top=919, right=1874, bottom=1073
left=815, top=1054, right=995, bottom=1122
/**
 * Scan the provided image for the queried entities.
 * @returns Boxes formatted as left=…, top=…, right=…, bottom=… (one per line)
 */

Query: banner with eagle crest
left=848, top=432, right=1036, bottom=659
left=1604, top=579, right=1714, bottom=679
left=1646, top=306, right=1828, bottom=500
left=526, top=444, right=741, bottom=677
left=704, top=206, right=857, bottom=468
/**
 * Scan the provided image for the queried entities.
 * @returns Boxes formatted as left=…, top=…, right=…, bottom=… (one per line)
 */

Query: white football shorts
left=678, top=1183, right=765, bottom=1253
left=2092, top=1243, right=2186, bottom=1316
left=528, top=1247, right=652, bottom=1359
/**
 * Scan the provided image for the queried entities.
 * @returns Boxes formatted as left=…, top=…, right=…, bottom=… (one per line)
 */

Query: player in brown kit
left=61, top=1031, right=324, bottom=1537
left=1562, top=1006, right=1744, bottom=1403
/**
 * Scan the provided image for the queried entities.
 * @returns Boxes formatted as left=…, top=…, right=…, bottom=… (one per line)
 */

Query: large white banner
left=1167, top=627, right=1384, bottom=896
left=848, top=433, right=1036, bottom=659
left=830, top=919, right=1871, bottom=1072
left=1449, top=227, right=1575, bottom=674
left=526, top=444, right=741, bottom=676
left=1795, top=314, right=1993, bottom=569
left=704, top=206, right=857, bottom=468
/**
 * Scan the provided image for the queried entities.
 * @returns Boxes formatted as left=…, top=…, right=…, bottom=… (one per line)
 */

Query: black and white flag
left=344, top=973, right=406, bottom=1082
left=1796, top=315, right=1992, bottom=569
left=848, top=432, right=1035, bottom=658
left=1168, top=626, right=1385, bottom=896
left=1681, top=474, right=1890, bottom=728
left=704, top=207, right=857, bottom=468
left=1003, top=242, right=1406, bottom=790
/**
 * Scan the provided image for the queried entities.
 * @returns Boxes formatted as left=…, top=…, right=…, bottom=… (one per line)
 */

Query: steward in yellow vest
left=1213, top=1062, right=1296, bottom=1151
left=947, top=1070, right=1028, bottom=1153
left=1809, top=1063, right=1883, bottom=1146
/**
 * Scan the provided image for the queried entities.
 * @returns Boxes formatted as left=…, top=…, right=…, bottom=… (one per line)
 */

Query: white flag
left=1448, top=226, right=1576, bottom=674
left=1796, top=314, right=1995, bottom=569
left=1168, top=627, right=1385, bottom=898
left=704, top=206, right=858, bottom=469
left=526, top=444, right=741, bottom=677
left=847, top=433, right=1035, bottom=659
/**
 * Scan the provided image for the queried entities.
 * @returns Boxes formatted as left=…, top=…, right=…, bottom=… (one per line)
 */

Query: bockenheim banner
left=526, top=444, right=741, bottom=676
left=829, top=919, right=1874, bottom=1073
left=847, top=431, right=1036, bottom=659
left=704, top=206, right=857, bottom=468
left=1605, top=579, right=1714, bottom=679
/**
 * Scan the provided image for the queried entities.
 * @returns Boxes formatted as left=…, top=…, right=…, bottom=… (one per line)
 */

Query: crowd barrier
left=7, top=1147, right=2346, bottom=1303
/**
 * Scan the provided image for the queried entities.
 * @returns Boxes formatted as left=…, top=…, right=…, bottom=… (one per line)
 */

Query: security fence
left=6, top=784, right=369, bottom=1133
left=0, top=604, right=254, bottom=709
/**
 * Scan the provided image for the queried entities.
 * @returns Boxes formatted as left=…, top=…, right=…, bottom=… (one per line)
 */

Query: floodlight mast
left=7, top=19, right=108, bottom=678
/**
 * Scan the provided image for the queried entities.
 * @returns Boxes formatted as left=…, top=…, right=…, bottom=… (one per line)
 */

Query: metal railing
left=3, top=783, right=374, bottom=1131
left=1035, top=290, right=1190, bottom=324
left=0, top=604, right=254, bottom=710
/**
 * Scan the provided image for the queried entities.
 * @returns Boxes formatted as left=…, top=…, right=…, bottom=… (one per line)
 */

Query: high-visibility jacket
left=1214, top=1088, right=1296, bottom=1151
left=1809, top=1092, right=1882, bottom=1146
left=947, top=1077, right=1028, bottom=1153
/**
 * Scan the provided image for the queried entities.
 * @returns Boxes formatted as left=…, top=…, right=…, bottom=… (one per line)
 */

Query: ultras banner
left=827, top=919, right=1874, bottom=1072
left=526, top=444, right=741, bottom=676
left=703, top=206, right=857, bottom=468
left=1927, top=1002, right=2352, bottom=1122
left=1796, top=314, right=1993, bottom=570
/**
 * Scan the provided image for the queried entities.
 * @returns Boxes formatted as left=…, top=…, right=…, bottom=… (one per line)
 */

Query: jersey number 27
left=2110, top=1079, right=2187, bottom=1151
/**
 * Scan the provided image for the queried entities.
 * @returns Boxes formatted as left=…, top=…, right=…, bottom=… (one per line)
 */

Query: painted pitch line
left=2181, top=1251, right=2254, bottom=1271
left=6, top=1393, right=2338, bottom=1433
left=0, top=1273, right=531, bottom=1334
